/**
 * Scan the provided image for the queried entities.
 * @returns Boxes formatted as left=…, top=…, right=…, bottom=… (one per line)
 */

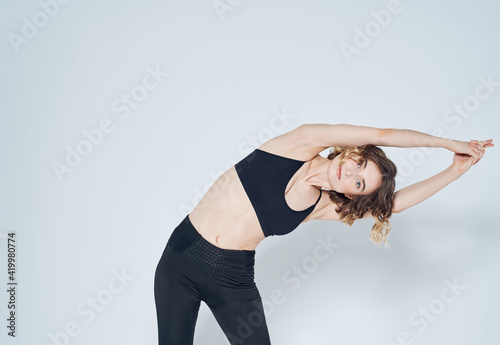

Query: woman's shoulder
left=257, top=126, right=321, bottom=161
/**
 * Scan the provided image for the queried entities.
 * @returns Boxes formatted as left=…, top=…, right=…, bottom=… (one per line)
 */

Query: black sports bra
left=235, top=148, right=321, bottom=237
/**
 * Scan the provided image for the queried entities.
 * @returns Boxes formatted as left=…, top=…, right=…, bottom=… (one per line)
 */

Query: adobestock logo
left=45, top=268, right=135, bottom=345
left=7, top=0, right=73, bottom=53
left=213, top=0, right=244, bottom=21
left=51, top=64, right=169, bottom=182
left=262, top=235, right=340, bottom=317
left=183, top=106, right=297, bottom=217
left=225, top=234, right=340, bottom=344
left=339, top=0, right=406, bottom=63
left=442, top=74, right=499, bottom=129
left=379, top=278, right=467, bottom=345
left=395, top=74, right=498, bottom=184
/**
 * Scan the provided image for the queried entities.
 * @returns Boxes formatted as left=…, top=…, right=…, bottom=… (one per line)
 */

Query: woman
left=154, top=124, right=493, bottom=345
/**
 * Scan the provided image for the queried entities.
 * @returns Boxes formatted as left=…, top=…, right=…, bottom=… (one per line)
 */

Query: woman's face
left=328, top=155, right=382, bottom=198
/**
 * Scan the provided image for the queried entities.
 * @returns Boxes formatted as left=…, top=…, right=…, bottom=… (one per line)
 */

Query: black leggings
left=154, top=214, right=271, bottom=345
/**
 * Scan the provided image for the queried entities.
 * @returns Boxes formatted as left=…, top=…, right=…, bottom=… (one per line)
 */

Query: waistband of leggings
left=167, top=214, right=255, bottom=276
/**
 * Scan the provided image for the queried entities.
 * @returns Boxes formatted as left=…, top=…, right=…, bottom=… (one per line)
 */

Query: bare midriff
left=188, top=166, right=266, bottom=251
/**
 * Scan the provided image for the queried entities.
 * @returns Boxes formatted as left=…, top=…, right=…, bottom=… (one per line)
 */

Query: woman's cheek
left=342, top=182, right=351, bottom=194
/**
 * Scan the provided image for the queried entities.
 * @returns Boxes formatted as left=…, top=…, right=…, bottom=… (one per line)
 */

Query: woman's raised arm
left=299, top=124, right=488, bottom=163
left=391, top=156, right=466, bottom=214
left=391, top=142, right=492, bottom=213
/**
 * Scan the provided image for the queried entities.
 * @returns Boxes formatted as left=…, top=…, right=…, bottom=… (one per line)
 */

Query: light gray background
left=1, top=0, right=499, bottom=344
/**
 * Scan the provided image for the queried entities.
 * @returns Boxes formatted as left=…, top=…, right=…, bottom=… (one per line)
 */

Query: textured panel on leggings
left=183, top=238, right=254, bottom=277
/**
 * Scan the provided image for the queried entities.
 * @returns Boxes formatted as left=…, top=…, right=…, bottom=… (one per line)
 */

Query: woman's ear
left=345, top=194, right=353, bottom=199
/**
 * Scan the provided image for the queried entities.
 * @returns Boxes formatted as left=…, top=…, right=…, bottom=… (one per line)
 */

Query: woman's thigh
left=154, top=246, right=204, bottom=345
left=206, top=276, right=271, bottom=345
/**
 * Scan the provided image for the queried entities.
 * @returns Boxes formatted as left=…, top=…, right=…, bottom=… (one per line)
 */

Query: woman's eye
left=356, top=180, right=360, bottom=188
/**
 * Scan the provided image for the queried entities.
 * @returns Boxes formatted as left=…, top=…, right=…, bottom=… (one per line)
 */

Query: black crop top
left=235, top=148, right=322, bottom=237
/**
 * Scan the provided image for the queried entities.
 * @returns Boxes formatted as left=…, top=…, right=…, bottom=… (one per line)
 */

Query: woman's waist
left=167, top=214, right=257, bottom=276
left=187, top=211, right=265, bottom=251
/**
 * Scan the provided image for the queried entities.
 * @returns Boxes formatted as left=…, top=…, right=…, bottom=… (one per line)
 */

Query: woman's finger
left=473, top=152, right=481, bottom=164
left=474, top=139, right=493, bottom=146
left=469, top=141, right=478, bottom=151
left=469, top=143, right=481, bottom=158
left=468, top=138, right=492, bottom=165
left=474, top=142, right=485, bottom=153
left=474, top=147, right=487, bottom=165
left=473, top=144, right=482, bottom=160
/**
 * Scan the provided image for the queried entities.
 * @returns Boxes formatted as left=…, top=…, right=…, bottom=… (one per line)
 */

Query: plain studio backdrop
left=1, top=0, right=499, bottom=344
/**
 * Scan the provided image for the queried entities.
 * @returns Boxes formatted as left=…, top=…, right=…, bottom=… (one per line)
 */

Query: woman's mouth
left=337, top=165, right=341, bottom=180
